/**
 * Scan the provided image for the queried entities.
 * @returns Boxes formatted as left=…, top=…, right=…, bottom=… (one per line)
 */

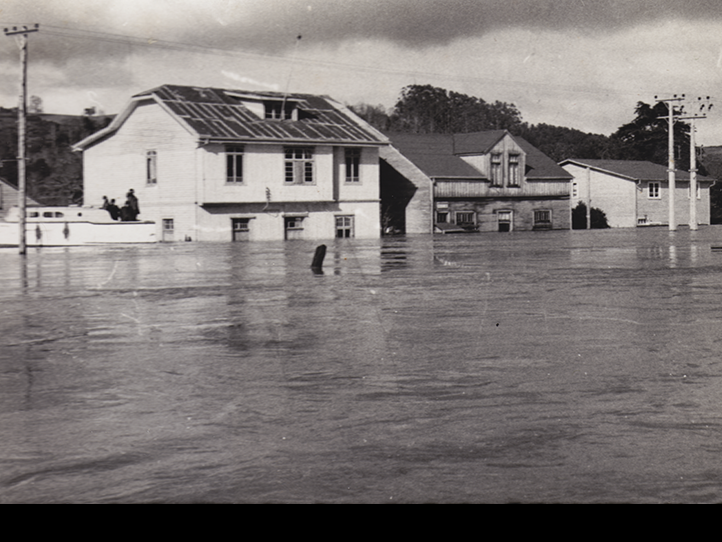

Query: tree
left=513, top=123, right=618, bottom=163
left=349, top=103, right=390, bottom=132
left=28, top=95, right=43, bottom=114
left=610, top=101, right=693, bottom=172
left=386, top=84, right=523, bottom=134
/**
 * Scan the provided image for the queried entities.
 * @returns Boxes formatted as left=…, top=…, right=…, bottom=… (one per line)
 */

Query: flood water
left=2, top=226, right=722, bottom=503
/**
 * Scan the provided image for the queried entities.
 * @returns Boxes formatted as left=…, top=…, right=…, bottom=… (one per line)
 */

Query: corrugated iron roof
left=135, top=85, right=386, bottom=145
left=561, top=159, right=714, bottom=182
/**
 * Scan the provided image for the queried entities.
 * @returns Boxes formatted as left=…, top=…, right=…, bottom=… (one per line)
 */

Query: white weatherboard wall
left=195, top=145, right=381, bottom=241
left=563, top=163, right=713, bottom=228
left=82, top=100, right=199, bottom=239
left=563, top=164, right=637, bottom=228
left=635, top=180, right=713, bottom=227
left=83, top=100, right=383, bottom=241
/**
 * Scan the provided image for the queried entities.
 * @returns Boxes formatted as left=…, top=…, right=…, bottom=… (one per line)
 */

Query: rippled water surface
left=3, top=227, right=722, bottom=503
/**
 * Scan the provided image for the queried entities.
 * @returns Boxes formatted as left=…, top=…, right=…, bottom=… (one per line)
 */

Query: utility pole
left=4, top=24, right=39, bottom=255
left=679, top=96, right=713, bottom=231
left=655, top=94, right=685, bottom=231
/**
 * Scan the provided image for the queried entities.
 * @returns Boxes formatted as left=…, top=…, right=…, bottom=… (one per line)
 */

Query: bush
left=572, top=202, right=610, bottom=229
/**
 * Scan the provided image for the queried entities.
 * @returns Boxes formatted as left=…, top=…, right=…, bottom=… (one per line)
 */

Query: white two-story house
left=73, top=85, right=388, bottom=241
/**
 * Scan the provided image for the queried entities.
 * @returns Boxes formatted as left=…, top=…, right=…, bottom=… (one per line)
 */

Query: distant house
left=560, top=159, right=715, bottom=228
left=0, top=177, right=40, bottom=214
left=380, top=130, right=573, bottom=233
left=73, top=85, right=388, bottom=241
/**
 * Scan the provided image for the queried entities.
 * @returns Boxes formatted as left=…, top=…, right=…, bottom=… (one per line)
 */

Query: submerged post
left=311, top=244, right=326, bottom=272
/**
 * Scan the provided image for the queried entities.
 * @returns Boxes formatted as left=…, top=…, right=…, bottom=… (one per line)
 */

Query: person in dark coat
left=126, top=189, right=139, bottom=220
left=107, top=199, right=120, bottom=220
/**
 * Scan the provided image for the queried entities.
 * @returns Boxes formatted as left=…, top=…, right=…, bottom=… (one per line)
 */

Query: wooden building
left=560, top=159, right=715, bottom=228
left=73, top=85, right=388, bottom=242
left=381, top=130, right=572, bottom=233
left=0, top=177, right=40, bottom=215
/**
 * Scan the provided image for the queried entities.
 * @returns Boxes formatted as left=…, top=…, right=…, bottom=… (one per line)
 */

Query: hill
left=0, top=107, right=112, bottom=205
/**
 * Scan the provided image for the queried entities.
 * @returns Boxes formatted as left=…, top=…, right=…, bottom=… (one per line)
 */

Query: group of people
left=102, top=189, right=140, bottom=221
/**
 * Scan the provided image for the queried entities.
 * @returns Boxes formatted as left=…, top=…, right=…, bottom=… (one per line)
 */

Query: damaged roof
left=74, top=84, right=387, bottom=150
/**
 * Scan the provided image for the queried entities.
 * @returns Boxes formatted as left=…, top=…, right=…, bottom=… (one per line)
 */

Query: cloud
left=2, top=0, right=722, bottom=142
left=4, top=0, right=722, bottom=57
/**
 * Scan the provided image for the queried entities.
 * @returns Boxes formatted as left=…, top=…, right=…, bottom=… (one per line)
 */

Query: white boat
left=0, top=206, right=157, bottom=247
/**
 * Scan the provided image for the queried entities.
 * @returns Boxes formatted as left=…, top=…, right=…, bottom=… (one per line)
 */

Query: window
left=345, top=148, right=361, bottom=183
left=233, top=218, right=250, bottom=232
left=490, top=153, right=502, bottom=186
left=226, top=146, right=243, bottom=183
left=284, top=216, right=304, bottom=230
left=436, top=212, right=448, bottom=223
left=533, top=209, right=552, bottom=229
left=497, top=210, right=513, bottom=232
left=146, top=150, right=157, bottom=185
left=335, top=215, right=354, bottom=238
left=285, top=216, right=305, bottom=239
left=264, top=100, right=292, bottom=120
left=508, top=154, right=520, bottom=186
left=232, top=217, right=251, bottom=241
left=649, top=182, right=660, bottom=199
left=285, top=147, right=314, bottom=185
left=572, top=182, right=578, bottom=198
left=455, top=211, right=475, bottom=225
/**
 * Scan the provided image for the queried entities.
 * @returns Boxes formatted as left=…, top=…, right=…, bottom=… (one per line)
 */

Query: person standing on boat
left=125, top=189, right=139, bottom=221
left=101, top=196, right=109, bottom=209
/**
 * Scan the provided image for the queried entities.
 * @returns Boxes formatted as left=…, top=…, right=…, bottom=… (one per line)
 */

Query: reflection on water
left=2, top=227, right=722, bottom=503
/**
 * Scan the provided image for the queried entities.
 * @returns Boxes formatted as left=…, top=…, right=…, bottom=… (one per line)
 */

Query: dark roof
left=452, top=131, right=507, bottom=154
left=384, top=132, right=483, bottom=178
left=560, top=159, right=714, bottom=182
left=141, top=85, right=386, bottom=144
left=514, top=136, right=573, bottom=179
left=385, top=130, right=572, bottom=180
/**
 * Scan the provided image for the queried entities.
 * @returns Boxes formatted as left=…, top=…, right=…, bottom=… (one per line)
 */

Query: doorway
left=497, top=210, right=513, bottom=232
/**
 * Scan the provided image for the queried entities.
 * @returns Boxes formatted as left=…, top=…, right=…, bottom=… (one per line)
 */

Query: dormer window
left=264, top=100, right=294, bottom=120
left=490, top=153, right=502, bottom=186
left=508, top=154, right=520, bottom=186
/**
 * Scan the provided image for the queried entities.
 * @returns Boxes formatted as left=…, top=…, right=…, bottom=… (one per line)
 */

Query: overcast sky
left=2, top=0, right=722, bottom=144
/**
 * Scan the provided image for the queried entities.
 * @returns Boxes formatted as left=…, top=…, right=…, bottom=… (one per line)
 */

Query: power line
left=0, top=22, right=665, bottom=103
